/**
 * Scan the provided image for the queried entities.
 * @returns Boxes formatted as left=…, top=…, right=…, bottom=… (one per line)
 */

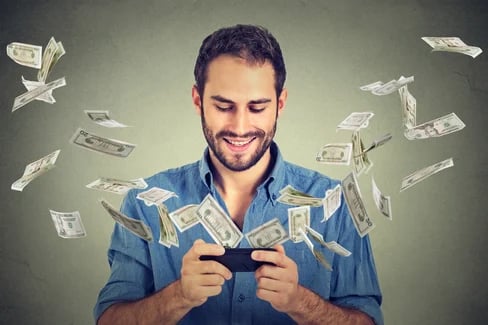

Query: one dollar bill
left=70, top=127, right=136, bottom=158
left=400, top=157, right=454, bottom=192
left=342, top=172, right=375, bottom=237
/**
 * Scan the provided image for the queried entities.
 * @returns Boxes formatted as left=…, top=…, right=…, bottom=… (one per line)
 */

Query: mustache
left=216, top=130, right=265, bottom=138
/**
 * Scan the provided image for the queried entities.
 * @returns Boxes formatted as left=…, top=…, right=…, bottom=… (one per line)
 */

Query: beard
left=201, top=107, right=277, bottom=172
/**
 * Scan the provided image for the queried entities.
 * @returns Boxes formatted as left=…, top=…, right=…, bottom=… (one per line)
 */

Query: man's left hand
left=251, top=244, right=300, bottom=313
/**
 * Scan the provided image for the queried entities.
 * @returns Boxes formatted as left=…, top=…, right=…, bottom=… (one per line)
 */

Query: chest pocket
left=286, top=244, right=332, bottom=298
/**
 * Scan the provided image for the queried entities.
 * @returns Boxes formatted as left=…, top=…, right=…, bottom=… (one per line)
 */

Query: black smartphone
left=200, top=248, right=277, bottom=272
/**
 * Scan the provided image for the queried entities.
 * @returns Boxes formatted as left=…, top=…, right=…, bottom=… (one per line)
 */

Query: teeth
left=228, top=139, right=252, bottom=146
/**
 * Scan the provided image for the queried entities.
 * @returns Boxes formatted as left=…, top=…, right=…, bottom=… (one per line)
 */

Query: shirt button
left=237, top=294, right=245, bottom=302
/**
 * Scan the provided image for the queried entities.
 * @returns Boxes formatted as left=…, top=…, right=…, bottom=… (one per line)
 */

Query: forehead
left=204, top=55, right=276, bottom=98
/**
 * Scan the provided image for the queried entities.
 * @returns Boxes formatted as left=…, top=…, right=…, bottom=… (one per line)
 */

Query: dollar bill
left=342, top=172, right=375, bottom=237
left=322, top=184, right=342, bottom=222
left=99, top=199, right=153, bottom=241
left=404, top=112, right=465, bottom=140
left=157, top=204, right=179, bottom=248
left=12, top=77, right=66, bottom=112
left=400, top=157, right=454, bottom=192
left=70, top=127, right=136, bottom=158
left=136, top=187, right=177, bottom=206
left=361, top=76, right=414, bottom=96
left=358, top=133, right=393, bottom=157
left=352, top=131, right=373, bottom=176
left=372, top=177, right=392, bottom=220
left=7, top=42, right=42, bottom=68
left=303, top=225, right=351, bottom=257
left=277, top=185, right=323, bottom=207
left=84, top=110, right=130, bottom=128
left=316, top=143, right=352, bottom=165
left=86, top=177, right=148, bottom=195
left=422, top=36, right=483, bottom=58
left=288, top=206, right=310, bottom=243
left=399, top=85, right=416, bottom=129
left=11, top=149, right=60, bottom=191
left=245, top=218, right=288, bottom=248
left=196, top=194, right=243, bottom=248
left=337, top=112, right=374, bottom=131
left=21, top=76, right=55, bottom=103
left=49, top=210, right=87, bottom=238
left=169, top=204, right=200, bottom=232
left=38, top=37, right=65, bottom=82
left=359, top=81, right=383, bottom=91
left=299, top=228, right=332, bottom=271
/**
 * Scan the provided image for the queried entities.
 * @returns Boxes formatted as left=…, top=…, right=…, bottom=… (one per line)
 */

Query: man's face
left=193, top=55, right=286, bottom=172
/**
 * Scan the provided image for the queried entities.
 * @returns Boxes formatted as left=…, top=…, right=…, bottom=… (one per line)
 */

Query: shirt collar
left=198, top=142, right=285, bottom=205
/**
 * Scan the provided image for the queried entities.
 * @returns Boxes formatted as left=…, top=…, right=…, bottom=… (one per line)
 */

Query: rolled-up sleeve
left=330, top=200, right=383, bottom=325
left=93, top=192, right=154, bottom=322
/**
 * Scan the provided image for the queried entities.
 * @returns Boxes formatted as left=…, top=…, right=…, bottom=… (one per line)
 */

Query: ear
left=277, top=88, right=288, bottom=118
left=192, top=85, right=202, bottom=116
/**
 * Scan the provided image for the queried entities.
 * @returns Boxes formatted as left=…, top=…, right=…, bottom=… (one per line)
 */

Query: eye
left=250, top=106, right=266, bottom=113
left=216, top=105, right=232, bottom=112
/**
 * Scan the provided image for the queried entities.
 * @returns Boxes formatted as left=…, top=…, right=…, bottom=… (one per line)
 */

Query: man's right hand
left=179, top=239, right=232, bottom=308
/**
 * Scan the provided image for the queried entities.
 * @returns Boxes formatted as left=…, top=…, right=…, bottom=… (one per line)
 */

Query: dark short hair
left=194, top=24, right=286, bottom=98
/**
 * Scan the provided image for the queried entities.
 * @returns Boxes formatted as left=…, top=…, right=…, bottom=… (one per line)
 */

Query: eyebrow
left=210, top=95, right=272, bottom=105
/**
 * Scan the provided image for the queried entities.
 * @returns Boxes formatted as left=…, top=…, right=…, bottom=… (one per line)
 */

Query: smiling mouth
left=224, top=137, right=256, bottom=147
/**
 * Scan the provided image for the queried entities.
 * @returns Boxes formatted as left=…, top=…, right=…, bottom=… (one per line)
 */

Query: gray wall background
left=1, top=0, right=487, bottom=324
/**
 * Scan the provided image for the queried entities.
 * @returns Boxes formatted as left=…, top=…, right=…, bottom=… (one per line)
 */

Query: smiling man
left=95, top=24, right=383, bottom=325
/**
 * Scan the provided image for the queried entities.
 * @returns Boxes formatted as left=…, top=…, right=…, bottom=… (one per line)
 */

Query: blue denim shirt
left=94, top=143, right=383, bottom=324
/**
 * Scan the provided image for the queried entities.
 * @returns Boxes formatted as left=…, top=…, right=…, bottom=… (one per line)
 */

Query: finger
left=186, top=240, right=225, bottom=260
left=197, top=260, right=233, bottom=280
left=251, top=248, right=289, bottom=268
left=255, top=263, right=289, bottom=281
left=192, top=273, right=227, bottom=287
left=256, top=276, right=282, bottom=292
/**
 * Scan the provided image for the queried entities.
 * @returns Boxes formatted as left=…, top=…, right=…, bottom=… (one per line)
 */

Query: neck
left=209, top=149, right=273, bottom=196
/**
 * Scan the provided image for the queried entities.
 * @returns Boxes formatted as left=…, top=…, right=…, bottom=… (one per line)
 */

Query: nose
left=231, top=109, right=251, bottom=136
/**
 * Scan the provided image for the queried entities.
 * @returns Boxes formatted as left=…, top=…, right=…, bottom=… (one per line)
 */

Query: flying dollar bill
left=136, top=187, right=177, bottom=206
left=342, top=172, right=375, bottom=237
left=11, top=149, right=60, bottom=191
left=357, top=133, right=393, bottom=157
left=169, top=204, right=200, bottom=233
left=399, top=85, right=417, bottom=129
left=7, top=42, right=42, bottom=68
left=157, top=204, right=179, bottom=248
left=372, top=177, right=392, bottom=220
left=86, top=177, right=148, bottom=195
left=400, top=157, right=454, bottom=192
left=49, top=210, right=87, bottom=238
left=38, top=37, right=65, bottom=82
left=404, top=112, right=465, bottom=140
left=70, top=128, right=136, bottom=158
left=316, top=143, right=352, bottom=165
left=322, top=184, right=342, bottom=222
left=245, top=218, right=288, bottom=248
left=422, top=36, right=483, bottom=58
left=288, top=206, right=310, bottom=243
left=299, top=228, right=332, bottom=271
left=277, top=185, right=323, bottom=207
left=196, top=194, right=243, bottom=248
left=303, top=224, right=352, bottom=257
left=21, top=76, right=55, bottom=103
left=360, top=76, right=414, bottom=96
left=100, top=199, right=153, bottom=241
left=352, top=131, right=373, bottom=176
left=84, top=110, right=130, bottom=128
left=12, top=77, right=66, bottom=112
left=337, top=112, right=374, bottom=131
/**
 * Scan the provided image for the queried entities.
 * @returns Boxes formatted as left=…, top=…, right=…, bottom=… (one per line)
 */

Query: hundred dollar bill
left=358, top=133, right=393, bottom=157
left=100, top=199, right=153, bottom=241
left=352, top=131, right=373, bottom=176
left=84, top=110, right=130, bottom=128
left=299, top=228, right=332, bottom=271
left=11, top=149, right=60, bottom=191
left=316, top=143, right=352, bottom=165
left=322, top=184, right=342, bottom=222
left=245, top=218, right=288, bottom=248
left=49, top=210, right=87, bottom=238
left=277, top=185, right=323, bottom=207
left=70, top=127, right=136, bottom=157
left=21, top=76, right=55, bottom=103
left=337, top=112, right=374, bottom=131
left=372, top=177, right=392, bottom=220
left=38, top=37, right=65, bottom=82
left=400, top=157, right=454, bottom=192
left=137, top=187, right=177, bottom=206
left=404, top=112, right=465, bottom=140
left=422, top=37, right=482, bottom=58
left=157, top=204, right=179, bottom=248
left=169, top=204, right=200, bottom=232
left=86, top=177, right=148, bottom=195
left=288, top=206, right=310, bottom=243
left=7, top=42, right=42, bottom=68
left=196, top=194, right=243, bottom=248
left=303, top=225, right=351, bottom=257
left=12, top=76, right=66, bottom=112
left=399, top=85, right=416, bottom=129
left=342, top=172, right=375, bottom=237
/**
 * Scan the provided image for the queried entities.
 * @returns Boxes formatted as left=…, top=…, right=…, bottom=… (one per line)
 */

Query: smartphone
left=200, top=248, right=277, bottom=272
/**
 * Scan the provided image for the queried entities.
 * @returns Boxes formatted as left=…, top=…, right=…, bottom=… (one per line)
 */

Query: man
left=95, top=24, right=383, bottom=325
